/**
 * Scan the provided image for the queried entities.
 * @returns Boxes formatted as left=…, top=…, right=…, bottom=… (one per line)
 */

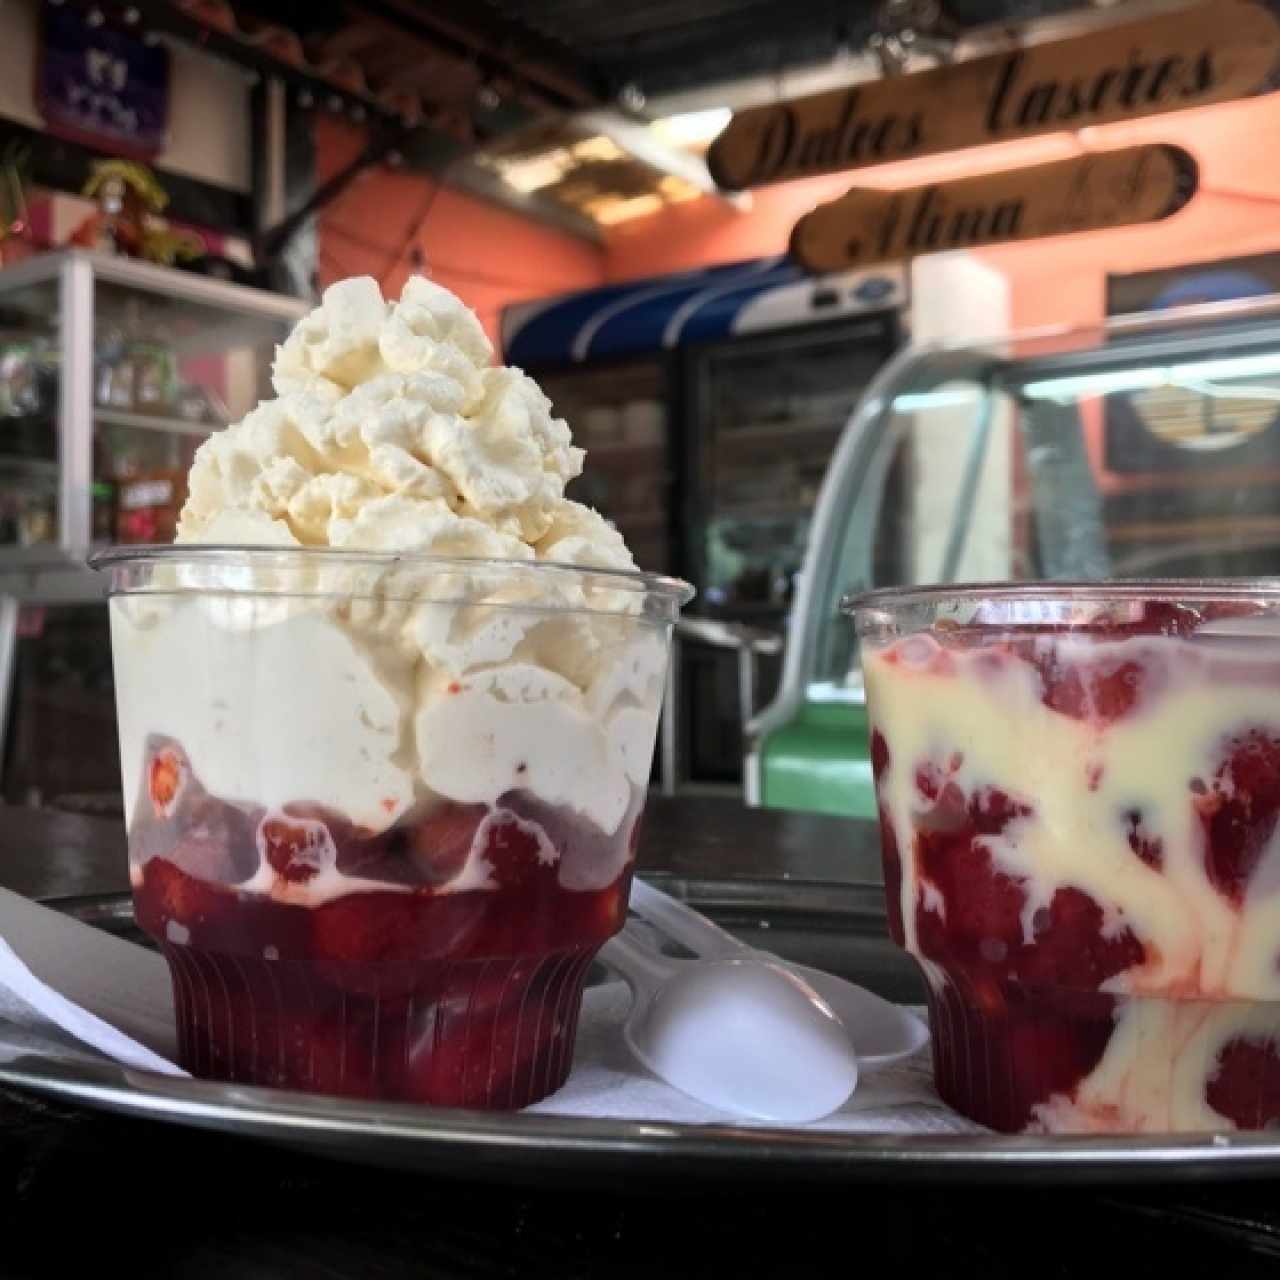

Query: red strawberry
left=869, top=728, right=890, bottom=780
left=405, top=954, right=582, bottom=1108
left=258, top=814, right=335, bottom=884
left=878, top=805, right=905, bottom=947
left=410, top=804, right=485, bottom=885
left=1004, top=1005, right=1118, bottom=1125
left=913, top=775, right=1144, bottom=991
left=1032, top=649, right=1145, bottom=725
left=1206, top=1035, right=1280, bottom=1128
left=1125, top=809, right=1163, bottom=870
left=481, top=811, right=556, bottom=891
left=311, top=890, right=487, bottom=992
left=148, top=747, right=187, bottom=818
left=312, top=892, right=430, bottom=968
left=1199, top=728, right=1280, bottom=907
left=1019, top=886, right=1145, bottom=991
left=308, top=1008, right=407, bottom=1100
left=914, top=784, right=1031, bottom=966
left=135, top=858, right=233, bottom=938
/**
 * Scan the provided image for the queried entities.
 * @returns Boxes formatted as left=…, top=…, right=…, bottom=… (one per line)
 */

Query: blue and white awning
left=501, top=256, right=906, bottom=367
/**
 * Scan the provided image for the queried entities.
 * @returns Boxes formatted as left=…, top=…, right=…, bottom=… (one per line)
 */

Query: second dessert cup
left=95, top=545, right=692, bottom=1109
left=850, top=581, right=1280, bottom=1135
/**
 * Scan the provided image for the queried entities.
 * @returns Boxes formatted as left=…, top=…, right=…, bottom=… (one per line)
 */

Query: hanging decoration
left=37, top=0, right=171, bottom=158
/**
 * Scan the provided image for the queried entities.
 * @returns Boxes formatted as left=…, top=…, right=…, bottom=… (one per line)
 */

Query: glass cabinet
left=0, top=250, right=304, bottom=806
left=0, top=250, right=304, bottom=580
left=751, top=292, right=1280, bottom=818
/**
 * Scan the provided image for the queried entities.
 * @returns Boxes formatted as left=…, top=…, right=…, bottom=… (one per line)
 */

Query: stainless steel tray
left=5, top=892, right=1280, bottom=1185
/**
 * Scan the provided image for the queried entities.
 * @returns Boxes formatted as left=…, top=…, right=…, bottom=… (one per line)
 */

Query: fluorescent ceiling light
left=894, top=389, right=984, bottom=411
left=484, top=149, right=575, bottom=193
left=571, top=135, right=626, bottom=163
left=586, top=193, right=666, bottom=225
left=1021, top=354, right=1280, bottom=402
left=650, top=107, right=733, bottom=149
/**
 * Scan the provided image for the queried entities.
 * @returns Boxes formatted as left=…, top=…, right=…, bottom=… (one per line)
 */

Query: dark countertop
left=0, top=798, right=1279, bottom=1278
left=8, top=792, right=882, bottom=893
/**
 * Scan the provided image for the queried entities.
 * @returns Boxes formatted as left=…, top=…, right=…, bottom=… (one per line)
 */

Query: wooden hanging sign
left=789, top=144, right=1198, bottom=273
left=708, top=2, right=1280, bottom=190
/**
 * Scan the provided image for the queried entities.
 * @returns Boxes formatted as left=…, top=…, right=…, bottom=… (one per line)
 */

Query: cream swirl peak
left=177, top=275, right=620, bottom=564
left=110, top=274, right=664, bottom=851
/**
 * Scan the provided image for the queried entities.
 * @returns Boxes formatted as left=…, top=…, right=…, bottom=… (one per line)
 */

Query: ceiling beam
left=349, top=0, right=605, bottom=111
left=573, top=110, right=750, bottom=211
left=447, top=162, right=604, bottom=246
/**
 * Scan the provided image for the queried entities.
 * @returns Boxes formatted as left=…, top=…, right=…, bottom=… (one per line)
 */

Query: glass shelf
left=96, top=408, right=220, bottom=438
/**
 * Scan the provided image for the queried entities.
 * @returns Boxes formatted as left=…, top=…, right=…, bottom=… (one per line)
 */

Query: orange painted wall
left=973, top=95, right=1280, bottom=331
left=603, top=172, right=859, bottom=280
left=313, top=117, right=604, bottom=343
left=609, top=95, right=1280, bottom=334
left=318, top=93, right=1280, bottom=345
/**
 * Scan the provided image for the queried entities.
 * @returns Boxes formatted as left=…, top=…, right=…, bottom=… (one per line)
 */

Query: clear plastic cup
left=93, top=546, right=692, bottom=1108
left=848, top=581, right=1280, bottom=1134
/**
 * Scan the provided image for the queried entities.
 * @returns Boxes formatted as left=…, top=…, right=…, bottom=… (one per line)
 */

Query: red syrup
left=130, top=739, right=635, bottom=1109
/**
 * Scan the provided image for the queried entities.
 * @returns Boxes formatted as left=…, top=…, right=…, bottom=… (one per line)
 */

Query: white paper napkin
left=0, top=886, right=980, bottom=1133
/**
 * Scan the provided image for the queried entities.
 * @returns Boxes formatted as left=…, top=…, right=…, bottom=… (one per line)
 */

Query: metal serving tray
left=2, top=890, right=1280, bottom=1186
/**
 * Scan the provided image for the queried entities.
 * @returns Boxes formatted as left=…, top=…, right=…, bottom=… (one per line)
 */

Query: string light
left=618, top=82, right=645, bottom=112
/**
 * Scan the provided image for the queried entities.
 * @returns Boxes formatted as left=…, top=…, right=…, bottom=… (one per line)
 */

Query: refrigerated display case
left=536, top=358, right=676, bottom=575
left=0, top=250, right=305, bottom=804
left=503, top=256, right=907, bottom=786
left=680, top=313, right=901, bottom=782
left=750, top=291, right=1280, bottom=817
left=685, top=314, right=902, bottom=618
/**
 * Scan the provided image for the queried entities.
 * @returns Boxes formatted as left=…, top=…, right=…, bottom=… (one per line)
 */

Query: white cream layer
left=114, top=592, right=666, bottom=851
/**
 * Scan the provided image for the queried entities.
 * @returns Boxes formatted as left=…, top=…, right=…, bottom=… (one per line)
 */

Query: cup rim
left=89, top=543, right=696, bottom=606
left=842, top=578, right=1280, bottom=616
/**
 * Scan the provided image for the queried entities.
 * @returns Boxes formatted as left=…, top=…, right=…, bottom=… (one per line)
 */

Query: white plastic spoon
left=628, top=876, right=928, bottom=1067
left=599, top=923, right=859, bottom=1124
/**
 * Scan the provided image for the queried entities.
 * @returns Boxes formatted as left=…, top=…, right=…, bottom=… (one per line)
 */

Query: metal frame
left=745, top=340, right=931, bottom=771
left=57, top=253, right=95, bottom=555
left=746, top=288, right=1280, bottom=803
left=9, top=1047, right=1280, bottom=1183
left=0, top=249, right=309, bottom=322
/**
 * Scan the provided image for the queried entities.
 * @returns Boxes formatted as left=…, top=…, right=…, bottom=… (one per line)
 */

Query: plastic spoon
left=628, top=876, right=928, bottom=1067
left=599, top=923, right=859, bottom=1124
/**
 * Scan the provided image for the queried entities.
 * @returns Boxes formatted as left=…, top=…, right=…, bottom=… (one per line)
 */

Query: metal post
left=58, top=255, right=95, bottom=553
left=660, top=633, right=680, bottom=796
left=736, top=643, right=756, bottom=740
left=258, top=76, right=287, bottom=234
left=0, top=596, right=18, bottom=783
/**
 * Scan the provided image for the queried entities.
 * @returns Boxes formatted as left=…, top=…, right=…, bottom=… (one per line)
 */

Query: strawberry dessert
left=96, top=276, right=690, bottom=1108
left=854, top=585, right=1280, bottom=1133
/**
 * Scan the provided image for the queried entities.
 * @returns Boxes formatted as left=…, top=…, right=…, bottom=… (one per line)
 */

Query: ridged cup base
left=162, top=944, right=599, bottom=1109
left=926, top=977, right=1280, bottom=1134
